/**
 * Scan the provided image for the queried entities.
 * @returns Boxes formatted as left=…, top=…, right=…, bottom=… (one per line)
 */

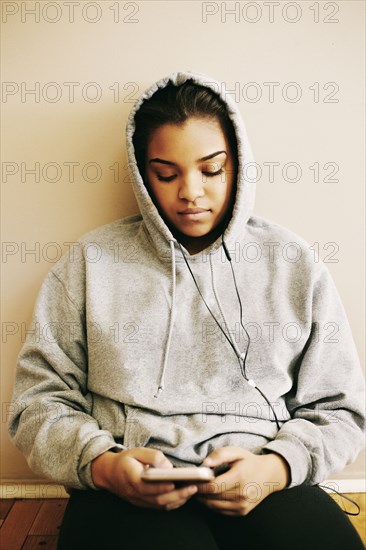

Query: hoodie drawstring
left=154, top=240, right=177, bottom=398
left=209, top=253, right=243, bottom=360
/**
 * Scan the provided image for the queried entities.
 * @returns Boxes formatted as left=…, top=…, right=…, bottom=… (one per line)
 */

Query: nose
left=178, top=172, right=205, bottom=202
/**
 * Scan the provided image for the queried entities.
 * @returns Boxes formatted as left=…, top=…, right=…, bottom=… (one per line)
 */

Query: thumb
left=202, top=446, right=250, bottom=467
left=126, top=448, right=173, bottom=469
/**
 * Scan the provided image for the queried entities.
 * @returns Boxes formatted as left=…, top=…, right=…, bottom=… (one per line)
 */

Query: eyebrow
left=149, top=151, right=227, bottom=166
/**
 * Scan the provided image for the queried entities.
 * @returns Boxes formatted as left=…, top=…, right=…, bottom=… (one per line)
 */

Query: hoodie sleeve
left=7, top=264, right=125, bottom=491
left=261, top=261, right=365, bottom=487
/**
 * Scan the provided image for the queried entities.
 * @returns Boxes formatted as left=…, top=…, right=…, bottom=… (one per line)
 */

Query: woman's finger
left=139, top=480, right=176, bottom=494
left=149, top=484, right=198, bottom=508
left=203, top=446, right=250, bottom=467
left=196, top=495, right=245, bottom=515
left=125, top=448, right=173, bottom=468
left=196, top=475, right=241, bottom=499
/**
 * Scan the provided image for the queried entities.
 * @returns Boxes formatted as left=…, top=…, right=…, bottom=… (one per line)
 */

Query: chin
left=181, top=229, right=210, bottom=238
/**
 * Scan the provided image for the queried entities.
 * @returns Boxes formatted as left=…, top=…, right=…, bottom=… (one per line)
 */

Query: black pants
left=57, top=485, right=364, bottom=550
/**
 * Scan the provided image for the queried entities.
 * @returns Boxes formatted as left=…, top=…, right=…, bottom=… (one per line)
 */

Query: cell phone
left=141, top=466, right=215, bottom=483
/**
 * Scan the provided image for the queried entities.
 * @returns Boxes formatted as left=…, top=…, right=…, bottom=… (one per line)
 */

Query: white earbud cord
left=177, top=238, right=281, bottom=430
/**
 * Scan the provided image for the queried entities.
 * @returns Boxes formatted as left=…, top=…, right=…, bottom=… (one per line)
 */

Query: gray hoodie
left=8, top=71, right=365, bottom=492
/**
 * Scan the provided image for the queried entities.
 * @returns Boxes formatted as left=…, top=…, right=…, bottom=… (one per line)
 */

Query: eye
left=157, top=174, right=176, bottom=182
left=202, top=168, right=223, bottom=178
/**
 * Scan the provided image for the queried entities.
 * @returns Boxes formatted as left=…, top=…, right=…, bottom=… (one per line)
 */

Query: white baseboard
left=0, top=478, right=365, bottom=499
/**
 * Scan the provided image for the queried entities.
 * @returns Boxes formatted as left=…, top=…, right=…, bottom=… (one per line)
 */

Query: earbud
left=222, top=240, right=232, bottom=262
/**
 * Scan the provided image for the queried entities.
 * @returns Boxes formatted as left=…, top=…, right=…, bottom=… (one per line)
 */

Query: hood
left=126, top=70, right=257, bottom=259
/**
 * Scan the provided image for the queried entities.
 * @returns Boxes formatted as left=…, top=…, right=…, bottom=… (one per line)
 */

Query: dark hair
left=132, top=80, right=238, bottom=178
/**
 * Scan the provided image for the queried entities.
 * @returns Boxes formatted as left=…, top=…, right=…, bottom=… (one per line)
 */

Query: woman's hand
left=196, top=446, right=290, bottom=516
left=91, top=447, right=197, bottom=511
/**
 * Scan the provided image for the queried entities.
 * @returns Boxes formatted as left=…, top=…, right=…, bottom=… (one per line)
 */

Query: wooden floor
left=0, top=493, right=365, bottom=549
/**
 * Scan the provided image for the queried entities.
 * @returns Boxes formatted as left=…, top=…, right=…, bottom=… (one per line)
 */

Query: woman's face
left=145, top=117, right=236, bottom=253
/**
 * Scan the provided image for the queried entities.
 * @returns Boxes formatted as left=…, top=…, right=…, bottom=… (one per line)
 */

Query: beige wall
left=1, top=1, right=365, bottom=482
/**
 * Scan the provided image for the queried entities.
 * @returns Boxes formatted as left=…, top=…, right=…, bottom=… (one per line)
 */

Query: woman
left=8, top=71, right=365, bottom=549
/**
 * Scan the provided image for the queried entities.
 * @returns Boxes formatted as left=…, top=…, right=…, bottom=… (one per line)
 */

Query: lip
left=178, top=208, right=209, bottom=215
